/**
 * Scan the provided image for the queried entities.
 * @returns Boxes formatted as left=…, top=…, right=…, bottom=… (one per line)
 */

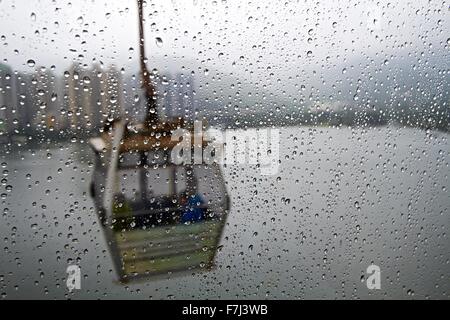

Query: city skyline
left=0, top=60, right=199, bottom=137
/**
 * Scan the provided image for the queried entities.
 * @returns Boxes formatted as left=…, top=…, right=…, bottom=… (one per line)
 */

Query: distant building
left=157, top=72, right=196, bottom=121
left=122, top=72, right=145, bottom=123
left=15, top=71, right=33, bottom=132
left=27, top=67, right=59, bottom=132
left=0, top=62, right=18, bottom=135
left=63, top=63, right=124, bottom=132
left=104, top=65, right=124, bottom=122
left=157, top=73, right=174, bottom=119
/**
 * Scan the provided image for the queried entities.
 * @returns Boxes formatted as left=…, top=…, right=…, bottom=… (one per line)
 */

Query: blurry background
left=0, top=0, right=449, bottom=299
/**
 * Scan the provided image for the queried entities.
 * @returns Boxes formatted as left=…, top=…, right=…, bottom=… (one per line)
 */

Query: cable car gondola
left=89, top=119, right=230, bottom=282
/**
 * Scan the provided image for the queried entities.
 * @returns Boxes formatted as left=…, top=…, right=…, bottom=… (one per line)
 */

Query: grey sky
left=0, top=0, right=448, bottom=103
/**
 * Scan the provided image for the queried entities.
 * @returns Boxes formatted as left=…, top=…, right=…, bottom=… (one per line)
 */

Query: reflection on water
left=0, top=126, right=449, bottom=299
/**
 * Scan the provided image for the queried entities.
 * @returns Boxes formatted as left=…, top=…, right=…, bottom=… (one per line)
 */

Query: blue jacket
left=181, top=194, right=205, bottom=223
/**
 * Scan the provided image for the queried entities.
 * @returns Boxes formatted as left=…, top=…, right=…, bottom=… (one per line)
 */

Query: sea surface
left=1, top=126, right=449, bottom=299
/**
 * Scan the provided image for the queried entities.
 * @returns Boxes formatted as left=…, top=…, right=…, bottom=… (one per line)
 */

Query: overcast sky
left=0, top=0, right=448, bottom=103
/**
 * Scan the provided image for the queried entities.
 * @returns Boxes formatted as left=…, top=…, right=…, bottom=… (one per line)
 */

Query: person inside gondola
left=180, top=192, right=205, bottom=223
left=180, top=167, right=206, bottom=223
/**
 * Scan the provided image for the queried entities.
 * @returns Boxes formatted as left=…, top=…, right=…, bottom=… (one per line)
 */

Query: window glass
left=0, top=0, right=448, bottom=299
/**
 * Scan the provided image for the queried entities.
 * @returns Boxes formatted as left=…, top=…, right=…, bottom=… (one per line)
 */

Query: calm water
left=1, top=126, right=449, bottom=299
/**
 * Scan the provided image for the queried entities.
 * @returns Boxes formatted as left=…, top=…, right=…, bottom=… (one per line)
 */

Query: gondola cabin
left=89, top=119, right=230, bottom=282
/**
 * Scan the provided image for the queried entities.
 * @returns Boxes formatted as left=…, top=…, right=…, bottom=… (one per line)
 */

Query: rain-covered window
left=0, top=0, right=448, bottom=300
